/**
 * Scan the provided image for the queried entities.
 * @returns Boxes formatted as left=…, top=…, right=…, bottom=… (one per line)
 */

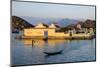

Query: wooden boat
left=12, top=29, right=19, bottom=33
left=44, top=50, right=63, bottom=55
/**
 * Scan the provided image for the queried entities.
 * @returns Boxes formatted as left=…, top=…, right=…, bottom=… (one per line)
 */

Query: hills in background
left=12, top=16, right=96, bottom=33
left=58, top=19, right=96, bottom=32
left=12, top=16, right=34, bottom=31
left=20, top=16, right=79, bottom=27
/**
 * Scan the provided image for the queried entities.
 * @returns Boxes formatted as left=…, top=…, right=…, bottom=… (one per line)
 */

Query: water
left=11, top=34, right=96, bottom=66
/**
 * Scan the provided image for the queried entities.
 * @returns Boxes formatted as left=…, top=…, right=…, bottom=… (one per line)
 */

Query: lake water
left=11, top=34, right=96, bottom=66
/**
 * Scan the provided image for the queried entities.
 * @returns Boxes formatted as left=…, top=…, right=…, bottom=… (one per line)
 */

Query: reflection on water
left=23, top=39, right=70, bottom=53
left=23, top=39, right=45, bottom=48
left=23, top=39, right=68, bottom=46
left=11, top=35, right=96, bottom=66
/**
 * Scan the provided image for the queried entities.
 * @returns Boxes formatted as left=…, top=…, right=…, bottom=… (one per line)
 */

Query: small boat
left=12, top=29, right=19, bottom=33
left=44, top=50, right=63, bottom=55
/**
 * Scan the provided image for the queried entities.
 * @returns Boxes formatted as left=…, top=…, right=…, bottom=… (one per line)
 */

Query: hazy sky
left=12, top=1, right=96, bottom=20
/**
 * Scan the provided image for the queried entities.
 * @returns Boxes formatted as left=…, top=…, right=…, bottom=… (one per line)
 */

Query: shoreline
left=15, top=35, right=95, bottom=40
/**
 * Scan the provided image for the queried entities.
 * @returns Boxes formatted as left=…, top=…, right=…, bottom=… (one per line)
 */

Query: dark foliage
left=12, top=16, right=34, bottom=31
left=58, top=19, right=96, bottom=32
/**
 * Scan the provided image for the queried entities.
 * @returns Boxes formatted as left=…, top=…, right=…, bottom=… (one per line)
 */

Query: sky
left=12, top=1, right=96, bottom=20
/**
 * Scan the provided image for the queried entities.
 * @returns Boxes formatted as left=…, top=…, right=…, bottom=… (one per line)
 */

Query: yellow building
left=23, top=23, right=70, bottom=39
left=23, top=23, right=93, bottom=39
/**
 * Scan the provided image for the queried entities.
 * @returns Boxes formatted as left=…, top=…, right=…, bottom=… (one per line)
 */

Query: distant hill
left=57, top=18, right=79, bottom=27
left=20, top=16, right=61, bottom=25
left=79, top=19, right=96, bottom=28
left=12, top=16, right=34, bottom=32
left=20, top=16, right=79, bottom=27
left=58, top=19, right=96, bottom=32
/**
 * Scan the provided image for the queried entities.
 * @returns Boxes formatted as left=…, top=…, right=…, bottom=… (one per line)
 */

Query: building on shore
left=23, top=23, right=69, bottom=38
left=23, top=23, right=94, bottom=39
